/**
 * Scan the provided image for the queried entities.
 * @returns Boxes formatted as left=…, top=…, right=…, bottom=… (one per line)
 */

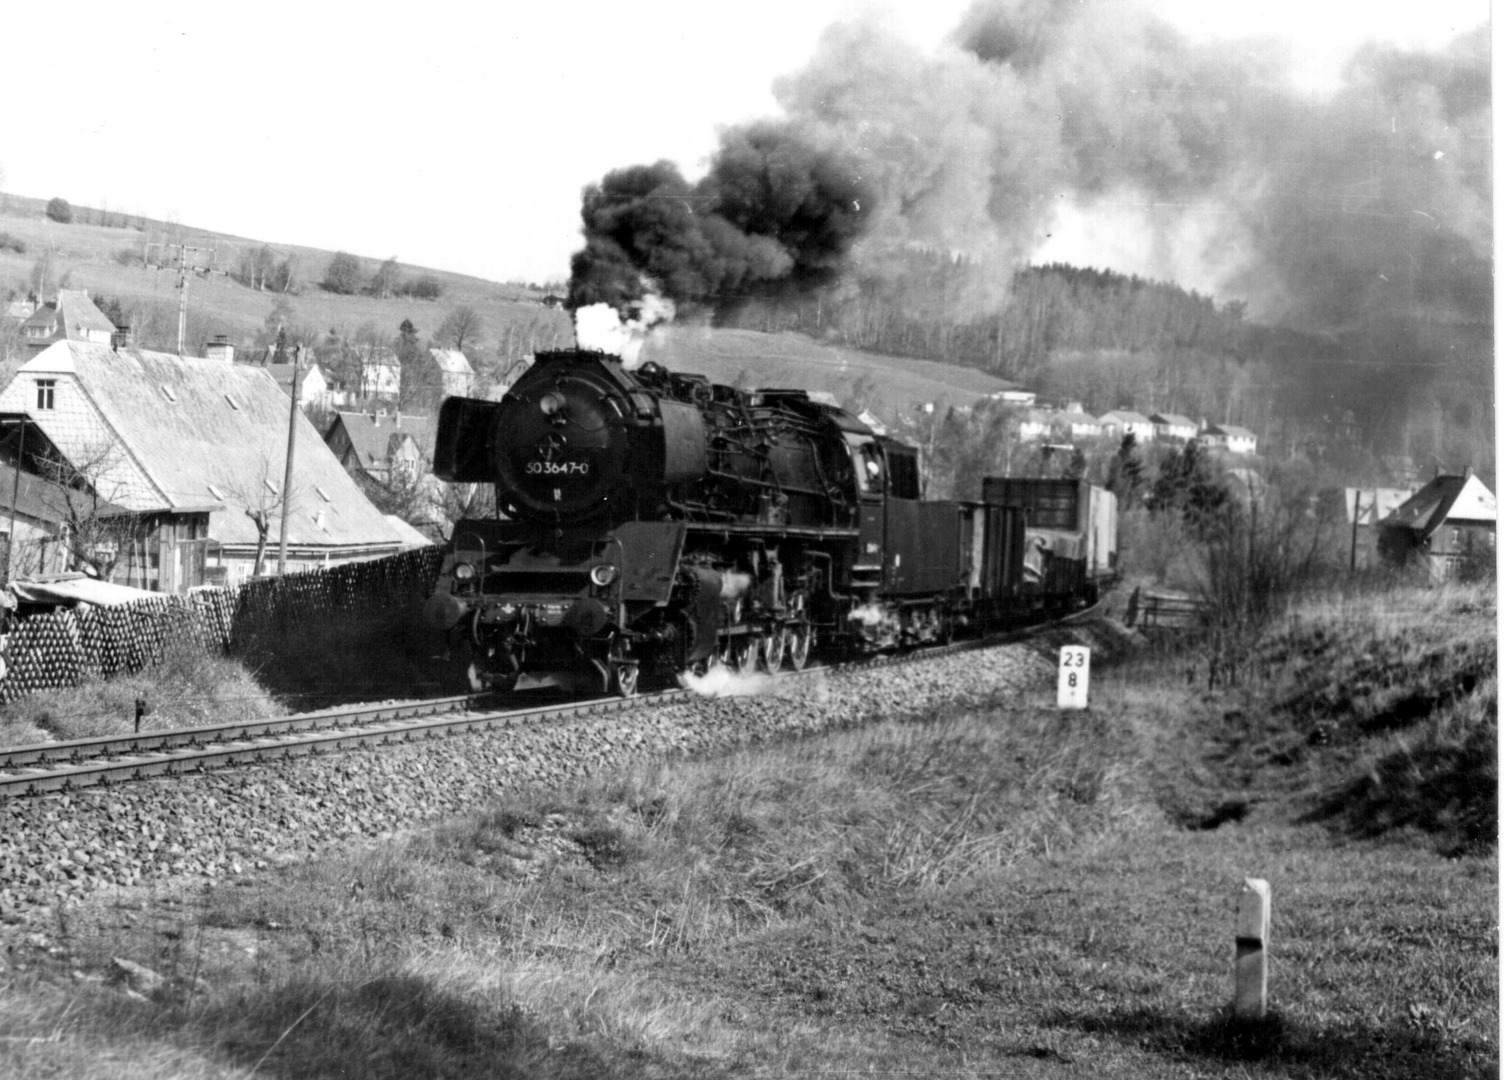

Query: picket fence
left=0, top=546, right=443, bottom=703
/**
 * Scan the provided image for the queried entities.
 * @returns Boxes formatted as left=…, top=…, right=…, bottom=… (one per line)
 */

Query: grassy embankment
left=0, top=579, right=1495, bottom=1078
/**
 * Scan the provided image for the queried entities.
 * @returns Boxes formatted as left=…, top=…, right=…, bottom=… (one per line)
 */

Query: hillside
left=640, top=324, right=1017, bottom=416
left=0, top=195, right=1017, bottom=419
left=0, top=195, right=563, bottom=356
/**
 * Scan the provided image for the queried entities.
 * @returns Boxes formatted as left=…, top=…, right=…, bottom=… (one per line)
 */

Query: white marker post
left=1057, top=646, right=1090, bottom=709
left=1235, top=878, right=1271, bottom=1021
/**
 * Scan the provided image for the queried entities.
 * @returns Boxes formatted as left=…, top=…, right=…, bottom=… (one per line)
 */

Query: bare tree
left=434, top=305, right=483, bottom=353
left=224, top=456, right=303, bottom=578
left=33, top=440, right=150, bottom=581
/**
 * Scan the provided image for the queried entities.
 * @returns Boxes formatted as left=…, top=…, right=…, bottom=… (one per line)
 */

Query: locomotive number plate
left=525, top=459, right=591, bottom=477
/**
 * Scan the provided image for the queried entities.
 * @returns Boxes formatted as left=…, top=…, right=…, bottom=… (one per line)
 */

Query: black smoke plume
left=567, top=123, right=873, bottom=318
left=570, top=1, right=1490, bottom=458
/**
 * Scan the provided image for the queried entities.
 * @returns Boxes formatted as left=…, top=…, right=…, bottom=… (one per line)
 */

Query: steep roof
left=1343, top=487, right=1412, bottom=527
left=56, top=291, right=118, bottom=339
left=1052, top=407, right=1099, bottom=425
left=1207, top=424, right=1257, bottom=440
left=329, top=411, right=437, bottom=472
left=429, top=348, right=473, bottom=376
left=1149, top=412, right=1197, bottom=428
left=1099, top=410, right=1151, bottom=425
left=0, top=341, right=403, bottom=551
left=1381, top=474, right=1496, bottom=537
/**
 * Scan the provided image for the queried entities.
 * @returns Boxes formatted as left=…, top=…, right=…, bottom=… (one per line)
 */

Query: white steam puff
left=678, top=661, right=777, bottom=699
left=573, top=294, right=676, bottom=371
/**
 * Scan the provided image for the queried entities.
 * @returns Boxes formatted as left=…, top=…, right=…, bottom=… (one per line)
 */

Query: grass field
left=0, top=580, right=1494, bottom=1078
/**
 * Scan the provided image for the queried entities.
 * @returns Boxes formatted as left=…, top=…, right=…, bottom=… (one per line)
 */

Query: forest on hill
left=719, top=254, right=1493, bottom=484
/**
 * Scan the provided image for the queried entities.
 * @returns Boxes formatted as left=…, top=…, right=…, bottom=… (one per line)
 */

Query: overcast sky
left=0, top=0, right=1490, bottom=286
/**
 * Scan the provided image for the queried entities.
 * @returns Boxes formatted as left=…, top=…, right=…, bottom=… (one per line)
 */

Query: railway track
left=0, top=600, right=1108, bottom=800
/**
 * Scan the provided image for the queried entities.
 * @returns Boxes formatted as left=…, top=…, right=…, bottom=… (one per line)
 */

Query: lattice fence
left=0, top=547, right=442, bottom=703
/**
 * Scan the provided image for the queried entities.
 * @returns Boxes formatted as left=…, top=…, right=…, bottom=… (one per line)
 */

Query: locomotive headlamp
left=539, top=391, right=567, bottom=416
left=589, top=563, right=618, bottom=587
left=452, top=562, right=477, bottom=582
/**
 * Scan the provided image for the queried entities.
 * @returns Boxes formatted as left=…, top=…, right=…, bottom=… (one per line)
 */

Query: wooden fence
left=1124, top=588, right=1207, bottom=631
left=0, top=547, right=442, bottom=703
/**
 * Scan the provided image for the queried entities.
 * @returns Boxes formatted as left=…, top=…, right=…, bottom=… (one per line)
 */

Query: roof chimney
left=112, top=323, right=133, bottom=351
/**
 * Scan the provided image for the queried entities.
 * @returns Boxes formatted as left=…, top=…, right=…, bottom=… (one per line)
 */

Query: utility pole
left=143, top=239, right=222, bottom=354
left=277, top=345, right=300, bottom=575
left=6, top=417, right=24, bottom=582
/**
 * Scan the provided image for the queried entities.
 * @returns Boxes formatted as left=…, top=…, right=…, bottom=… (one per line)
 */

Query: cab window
left=885, top=448, right=921, bottom=499
left=850, top=441, right=884, bottom=495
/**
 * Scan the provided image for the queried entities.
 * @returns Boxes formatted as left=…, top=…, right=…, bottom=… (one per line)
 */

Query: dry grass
left=0, top=634, right=278, bottom=744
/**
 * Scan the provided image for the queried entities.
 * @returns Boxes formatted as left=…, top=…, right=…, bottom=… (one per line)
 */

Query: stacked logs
left=0, top=547, right=443, bottom=703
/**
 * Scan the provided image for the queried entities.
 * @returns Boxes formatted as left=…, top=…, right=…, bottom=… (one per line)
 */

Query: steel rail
left=0, top=596, right=1109, bottom=800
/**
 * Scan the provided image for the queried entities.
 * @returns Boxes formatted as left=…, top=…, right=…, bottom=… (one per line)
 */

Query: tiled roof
left=0, top=341, right=403, bottom=552
left=1150, top=413, right=1197, bottom=428
left=1099, top=410, right=1151, bottom=425
left=329, top=411, right=437, bottom=470
left=429, top=348, right=473, bottom=376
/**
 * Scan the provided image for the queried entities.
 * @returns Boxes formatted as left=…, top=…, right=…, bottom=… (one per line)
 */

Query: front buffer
left=424, top=518, right=703, bottom=696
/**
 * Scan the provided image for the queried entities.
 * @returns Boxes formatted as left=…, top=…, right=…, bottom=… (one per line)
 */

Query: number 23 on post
left=1057, top=646, right=1090, bottom=710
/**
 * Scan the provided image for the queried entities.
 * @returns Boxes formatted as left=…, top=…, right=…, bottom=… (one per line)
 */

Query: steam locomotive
left=423, top=349, right=1116, bottom=695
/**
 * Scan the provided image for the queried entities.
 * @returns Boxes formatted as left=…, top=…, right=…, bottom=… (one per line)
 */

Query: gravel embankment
left=0, top=643, right=1056, bottom=922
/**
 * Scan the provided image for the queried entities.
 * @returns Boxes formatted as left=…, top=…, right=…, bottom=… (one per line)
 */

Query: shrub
left=403, top=274, right=442, bottom=300
left=321, top=251, right=364, bottom=295
left=45, top=197, right=73, bottom=224
left=0, top=231, right=25, bottom=255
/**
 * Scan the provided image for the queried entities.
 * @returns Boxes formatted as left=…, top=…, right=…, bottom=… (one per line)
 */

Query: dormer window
left=34, top=379, right=56, bottom=410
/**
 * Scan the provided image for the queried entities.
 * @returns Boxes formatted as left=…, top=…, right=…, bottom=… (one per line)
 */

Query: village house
left=361, top=347, right=403, bottom=400
left=1017, top=408, right=1053, bottom=441
left=988, top=389, right=1037, bottom=407
left=0, top=460, right=133, bottom=579
left=1050, top=403, right=1102, bottom=441
left=1149, top=412, right=1198, bottom=442
left=1098, top=409, right=1156, bottom=443
left=427, top=348, right=474, bottom=399
left=1198, top=423, right=1258, bottom=455
left=1376, top=472, right=1496, bottom=578
left=20, top=290, right=117, bottom=350
left=1338, top=486, right=1413, bottom=571
left=267, top=360, right=337, bottom=410
left=0, top=329, right=411, bottom=591
left=324, top=410, right=437, bottom=487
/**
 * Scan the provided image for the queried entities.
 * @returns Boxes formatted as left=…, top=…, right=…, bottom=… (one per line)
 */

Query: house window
left=35, top=379, right=55, bottom=410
